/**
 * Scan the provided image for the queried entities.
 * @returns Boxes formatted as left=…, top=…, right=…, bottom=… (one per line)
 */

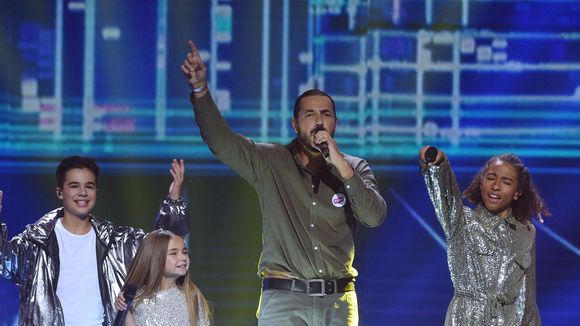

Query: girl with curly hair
left=420, top=146, right=550, bottom=325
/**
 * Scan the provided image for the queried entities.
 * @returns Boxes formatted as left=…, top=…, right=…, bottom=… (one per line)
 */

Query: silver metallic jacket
left=0, top=197, right=188, bottom=326
left=422, top=159, right=540, bottom=326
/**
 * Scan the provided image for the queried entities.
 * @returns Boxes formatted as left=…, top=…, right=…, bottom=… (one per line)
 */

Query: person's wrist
left=340, top=166, right=354, bottom=179
left=191, top=81, right=207, bottom=94
left=335, top=159, right=354, bottom=179
left=167, top=195, right=183, bottom=203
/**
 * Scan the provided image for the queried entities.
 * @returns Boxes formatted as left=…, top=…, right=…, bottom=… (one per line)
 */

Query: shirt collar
left=286, top=138, right=331, bottom=173
left=475, top=204, right=513, bottom=233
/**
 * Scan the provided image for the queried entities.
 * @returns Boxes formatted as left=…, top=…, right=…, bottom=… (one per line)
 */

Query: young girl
left=115, top=229, right=211, bottom=325
left=419, top=146, right=550, bottom=325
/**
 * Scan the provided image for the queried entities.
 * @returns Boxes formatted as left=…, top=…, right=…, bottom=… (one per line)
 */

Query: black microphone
left=113, top=284, right=137, bottom=326
left=425, top=146, right=439, bottom=164
left=319, top=142, right=329, bottom=158
left=313, top=125, right=329, bottom=158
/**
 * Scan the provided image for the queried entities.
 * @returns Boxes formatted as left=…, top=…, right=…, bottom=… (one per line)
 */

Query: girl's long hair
left=124, top=229, right=211, bottom=324
left=463, top=154, right=551, bottom=224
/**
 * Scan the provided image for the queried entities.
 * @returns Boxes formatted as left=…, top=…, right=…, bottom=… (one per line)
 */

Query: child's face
left=164, top=236, right=190, bottom=281
left=480, top=160, right=521, bottom=218
left=56, top=168, right=97, bottom=220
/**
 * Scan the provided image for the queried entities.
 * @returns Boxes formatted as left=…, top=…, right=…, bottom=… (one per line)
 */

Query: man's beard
left=297, top=126, right=332, bottom=154
left=303, top=140, right=320, bottom=153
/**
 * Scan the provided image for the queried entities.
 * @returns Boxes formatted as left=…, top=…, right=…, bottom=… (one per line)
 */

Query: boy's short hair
left=56, top=156, right=100, bottom=188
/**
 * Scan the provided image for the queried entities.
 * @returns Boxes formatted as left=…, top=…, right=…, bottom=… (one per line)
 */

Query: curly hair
left=463, top=154, right=550, bottom=224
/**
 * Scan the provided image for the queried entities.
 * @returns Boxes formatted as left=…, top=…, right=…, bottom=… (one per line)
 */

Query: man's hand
left=168, top=159, right=185, bottom=201
left=0, top=190, right=3, bottom=213
left=313, top=130, right=354, bottom=179
left=180, top=40, right=208, bottom=98
left=313, top=129, right=337, bottom=161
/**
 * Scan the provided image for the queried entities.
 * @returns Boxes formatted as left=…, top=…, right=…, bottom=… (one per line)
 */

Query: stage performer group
left=0, top=39, right=550, bottom=326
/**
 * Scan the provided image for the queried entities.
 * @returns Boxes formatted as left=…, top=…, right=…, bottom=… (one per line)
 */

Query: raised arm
left=180, top=40, right=266, bottom=184
left=0, top=190, right=14, bottom=281
left=168, top=159, right=184, bottom=201
left=0, top=190, right=7, bottom=279
left=154, top=159, right=188, bottom=236
left=181, top=40, right=208, bottom=100
left=0, top=191, right=28, bottom=284
left=419, top=146, right=464, bottom=240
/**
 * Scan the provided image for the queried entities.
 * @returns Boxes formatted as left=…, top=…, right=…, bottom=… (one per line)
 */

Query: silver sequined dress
left=422, top=158, right=540, bottom=325
left=132, top=286, right=210, bottom=326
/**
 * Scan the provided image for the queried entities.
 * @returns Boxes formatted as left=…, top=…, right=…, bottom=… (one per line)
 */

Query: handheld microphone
left=313, top=126, right=329, bottom=158
left=113, top=284, right=137, bottom=326
left=319, top=142, right=329, bottom=158
left=425, top=146, right=439, bottom=164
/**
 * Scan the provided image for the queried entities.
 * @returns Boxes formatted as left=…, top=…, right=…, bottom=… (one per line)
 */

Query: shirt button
left=318, top=269, right=323, bottom=273
left=346, top=185, right=351, bottom=189
left=310, top=223, right=315, bottom=228
left=314, top=246, right=318, bottom=250
left=312, top=202, right=316, bottom=206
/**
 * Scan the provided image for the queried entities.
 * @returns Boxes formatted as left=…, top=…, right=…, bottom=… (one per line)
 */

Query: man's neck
left=296, top=143, right=326, bottom=176
left=61, top=214, right=92, bottom=235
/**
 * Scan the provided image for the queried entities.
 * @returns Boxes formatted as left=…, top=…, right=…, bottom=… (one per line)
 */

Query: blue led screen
left=0, top=1, right=579, bottom=325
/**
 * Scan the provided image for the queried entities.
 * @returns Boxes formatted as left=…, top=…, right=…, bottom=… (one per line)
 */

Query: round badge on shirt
left=332, top=193, right=346, bottom=207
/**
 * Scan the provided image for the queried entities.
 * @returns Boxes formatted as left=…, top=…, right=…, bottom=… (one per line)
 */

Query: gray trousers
left=257, top=289, right=359, bottom=326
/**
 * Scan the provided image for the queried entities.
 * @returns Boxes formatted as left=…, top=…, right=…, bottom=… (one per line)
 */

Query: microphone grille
left=425, top=146, right=438, bottom=163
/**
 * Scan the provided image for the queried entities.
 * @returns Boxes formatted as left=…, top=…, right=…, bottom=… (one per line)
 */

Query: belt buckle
left=306, top=279, right=326, bottom=297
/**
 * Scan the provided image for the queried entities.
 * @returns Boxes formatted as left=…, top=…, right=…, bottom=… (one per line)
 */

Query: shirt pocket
left=465, top=224, right=498, bottom=256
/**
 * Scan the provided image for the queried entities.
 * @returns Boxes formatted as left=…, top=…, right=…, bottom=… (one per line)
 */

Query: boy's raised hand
left=168, top=159, right=185, bottom=201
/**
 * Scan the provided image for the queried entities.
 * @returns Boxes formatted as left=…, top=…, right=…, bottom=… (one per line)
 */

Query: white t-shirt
left=55, top=218, right=104, bottom=326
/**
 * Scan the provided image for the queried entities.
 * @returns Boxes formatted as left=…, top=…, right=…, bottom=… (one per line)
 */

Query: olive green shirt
left=191, top=92, right=387, bottom=280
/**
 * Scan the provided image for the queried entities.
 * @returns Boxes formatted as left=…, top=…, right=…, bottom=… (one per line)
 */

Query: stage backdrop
left=1, top=1, right=579, bottom=325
